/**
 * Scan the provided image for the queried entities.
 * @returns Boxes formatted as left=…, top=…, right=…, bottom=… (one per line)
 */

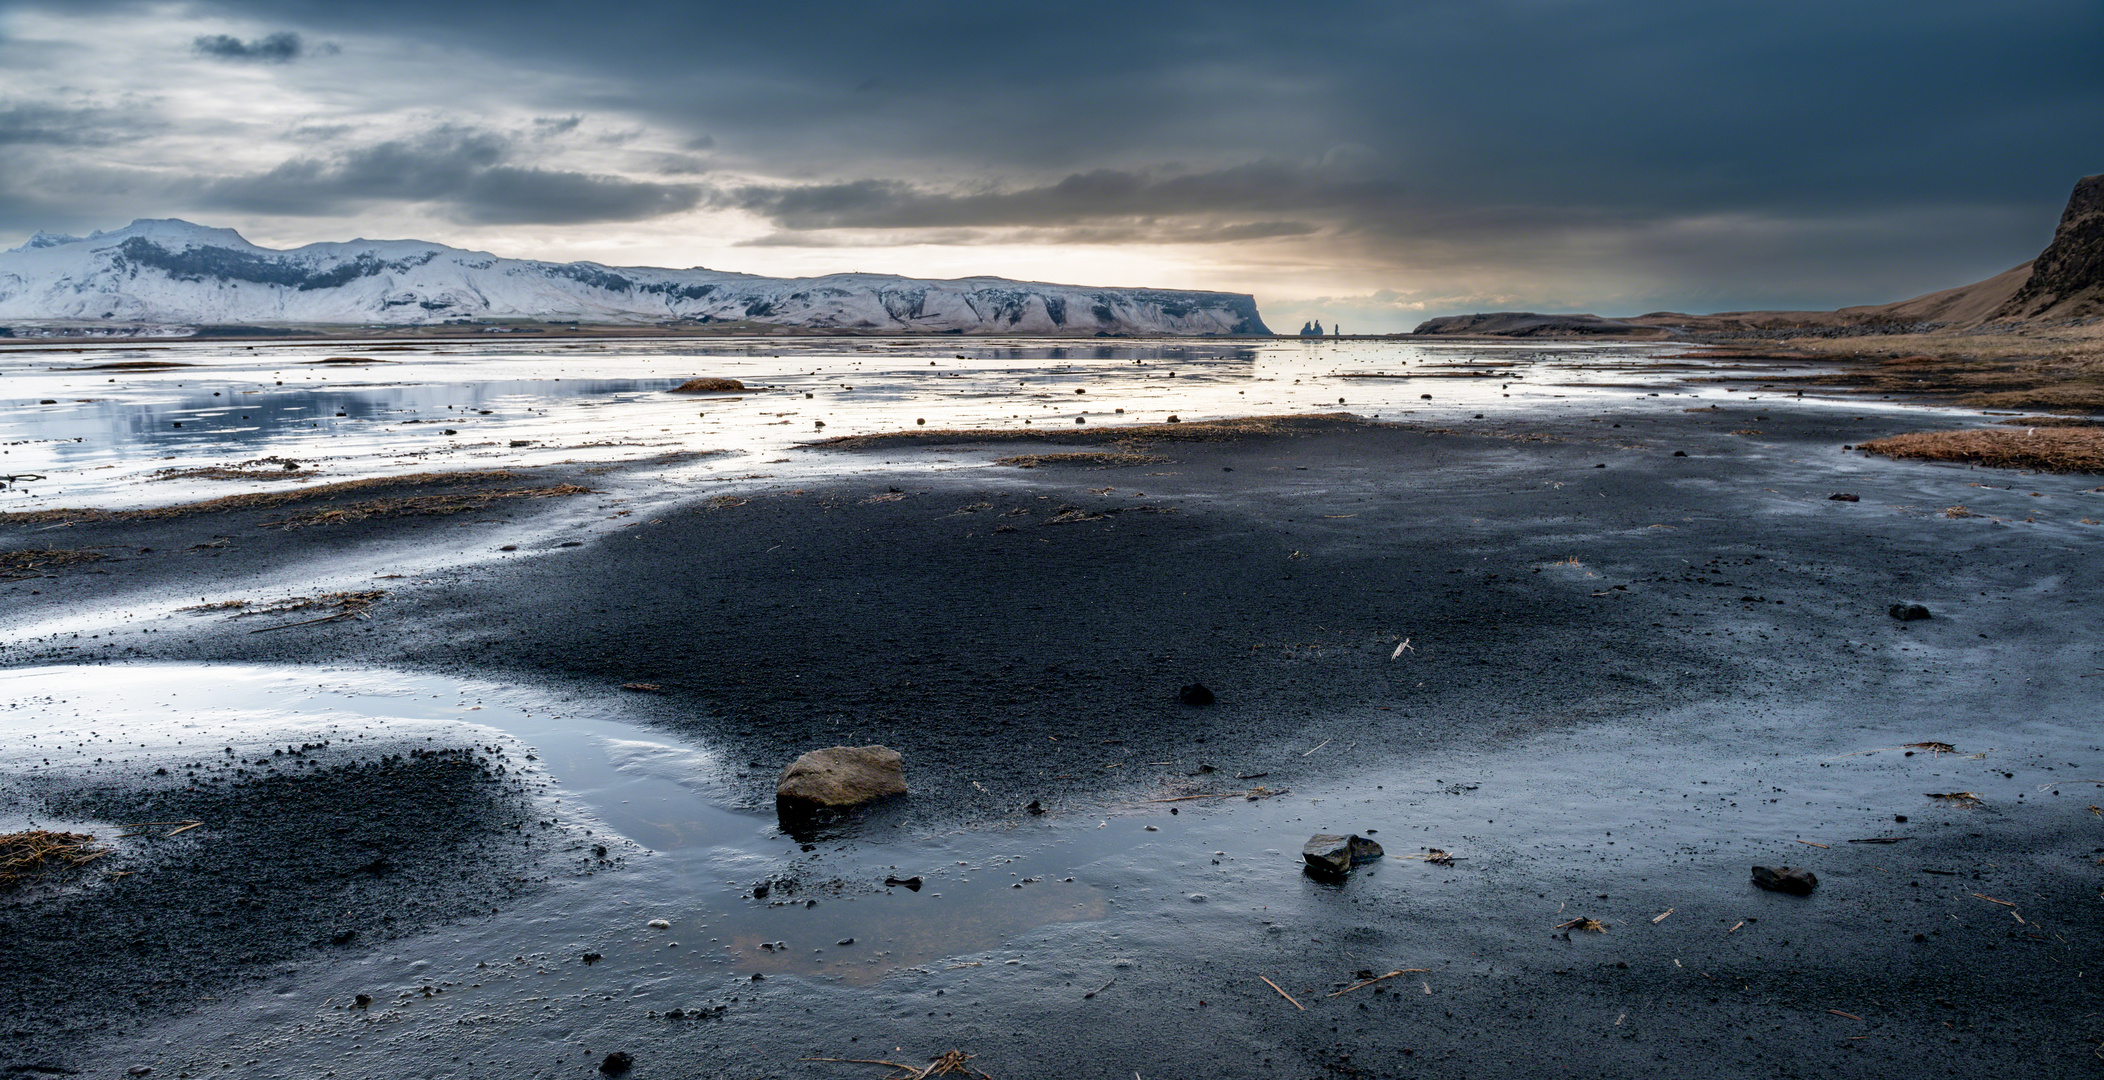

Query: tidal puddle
left=0, top=663, right=1121, bottom=986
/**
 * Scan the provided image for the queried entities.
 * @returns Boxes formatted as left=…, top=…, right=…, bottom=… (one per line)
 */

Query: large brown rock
left=776, top=745, right=907, bottom=811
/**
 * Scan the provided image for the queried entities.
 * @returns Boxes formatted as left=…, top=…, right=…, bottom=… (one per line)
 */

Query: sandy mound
left=670, top=377, right=746, bottom=393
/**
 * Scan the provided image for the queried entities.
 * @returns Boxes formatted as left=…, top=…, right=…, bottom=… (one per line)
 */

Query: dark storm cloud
left=144, top=0, right=2100, bottom=203
left=192, top=31, right=331, bottom=62
left=717, top=164, right=1369, bottom=231
left=14, top=0, right=2104, bottom=312
left=198, top=126, right=702, bottom=224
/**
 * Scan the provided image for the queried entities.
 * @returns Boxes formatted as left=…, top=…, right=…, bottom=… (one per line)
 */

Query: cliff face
left=0, top=220, right=1271, bottom=336
left=1992, top=173, right=2104, bottom=322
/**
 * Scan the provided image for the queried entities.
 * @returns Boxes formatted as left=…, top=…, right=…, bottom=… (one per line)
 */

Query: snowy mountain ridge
left=0, top=219, right=1271, bottom=336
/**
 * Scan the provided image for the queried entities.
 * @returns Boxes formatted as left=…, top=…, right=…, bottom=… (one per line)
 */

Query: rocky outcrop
left=1991, top=173, right=2104, bottom=322
left=775, top=745, right=907, bottom=812
left=1412, top=312, right=1671, bottom=338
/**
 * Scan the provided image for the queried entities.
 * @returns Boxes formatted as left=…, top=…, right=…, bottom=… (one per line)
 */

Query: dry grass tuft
left=0, top=471, right=573, bottom=525
left=262, top=485, right=591, bottom=528
left=1995, top=415, right=2102, bottom=427
left=0, top=830, right=106, bottom=890
left=155, top=456, right=314, bottom=482
left=182, top=591, right=385, bottom=622
left=1927, top=791, right=1983, bottom=809
left=995, top=452, right=1169, bottom=468
left=1861, top=428, right=2104, bottom=473
left=802, top=1049, right=992, bottom=1080
left=0, top=547, right=104, bottom=580
left=1554, top=917, right=1608, bottom=933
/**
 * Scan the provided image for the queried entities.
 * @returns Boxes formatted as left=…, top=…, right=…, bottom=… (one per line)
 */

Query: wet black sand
left=4, top=403, right=2103, bottom=1077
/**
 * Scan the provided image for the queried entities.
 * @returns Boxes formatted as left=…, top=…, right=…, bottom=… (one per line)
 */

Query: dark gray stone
left=1751, top=865, right=1818, bottom=895
left=1303, top=833, right=1384, bottom=875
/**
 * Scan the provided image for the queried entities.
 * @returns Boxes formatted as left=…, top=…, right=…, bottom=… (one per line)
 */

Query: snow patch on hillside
left=0, top=220, right=1271, bottom=336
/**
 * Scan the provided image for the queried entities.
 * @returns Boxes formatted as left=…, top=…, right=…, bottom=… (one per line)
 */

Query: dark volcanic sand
left=3, top=404, right=2102, bottom=1078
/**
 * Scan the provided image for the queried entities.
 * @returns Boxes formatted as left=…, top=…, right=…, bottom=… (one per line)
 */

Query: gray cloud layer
left=196, top=126, right=702, bottom=224
left=6, top=0, right=2102, bottom=318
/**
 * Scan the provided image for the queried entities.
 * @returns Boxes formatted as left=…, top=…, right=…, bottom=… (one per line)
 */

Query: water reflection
left=3, top=334, right=1821, bottom=509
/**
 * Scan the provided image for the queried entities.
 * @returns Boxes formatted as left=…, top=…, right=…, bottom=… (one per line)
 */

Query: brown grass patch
left=0, top=470, right=552, bottom=525
left=1771, top=328, right=2104, bottom=413
left=995, top=452, right=1169, bottom=468
left=262, top=485, right=591, bottom=528
left=1860, top=428, right=2104, bottom=473
left=1995, top=416, right=2102, bottom=427
left=0, top=830, right=106, bottom=890
left=670, top=377, right=746, bottom=393
left=1953, top=384, right=2104, bottom=412
left=807, top=412, right=1369, bottom=451
left=0, top=547, right=105, bottom=580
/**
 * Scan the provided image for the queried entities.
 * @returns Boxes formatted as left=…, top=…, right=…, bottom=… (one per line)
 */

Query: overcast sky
left=1, top=1, right=2098, bottom=331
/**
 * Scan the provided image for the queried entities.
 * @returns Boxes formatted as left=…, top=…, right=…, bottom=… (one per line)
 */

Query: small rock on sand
left=1303, top=833, right=1384, bottom=875
left=1179, top=683, right=1216, bottom=706
left=776, top=745, right=907, bottom=811
left=1751, top=865, right=1818, bottom=894
left=598, top=1051, right=634, bottom=1076
left=1889, top=603, right=1932, bottom=621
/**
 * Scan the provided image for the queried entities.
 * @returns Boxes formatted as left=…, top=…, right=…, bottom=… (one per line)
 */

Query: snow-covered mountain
left=0, top=220, right=1270, bottom=336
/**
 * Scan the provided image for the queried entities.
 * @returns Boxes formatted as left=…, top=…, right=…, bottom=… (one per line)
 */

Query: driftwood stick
left=248, top=612, right=353, bottom=633
left=1326, top=969, right=1428, bottom=997
left=1260, top=975, right=1306, bottom=1011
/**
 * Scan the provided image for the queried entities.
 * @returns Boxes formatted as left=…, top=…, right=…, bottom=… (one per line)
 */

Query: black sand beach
left=4, top=400, right=2102, bottom=1078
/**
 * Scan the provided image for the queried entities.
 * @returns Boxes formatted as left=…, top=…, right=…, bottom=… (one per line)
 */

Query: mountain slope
left=1418, top=172, right=2102, bottom=336
left=0, top=220, right=1270, bottom=336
